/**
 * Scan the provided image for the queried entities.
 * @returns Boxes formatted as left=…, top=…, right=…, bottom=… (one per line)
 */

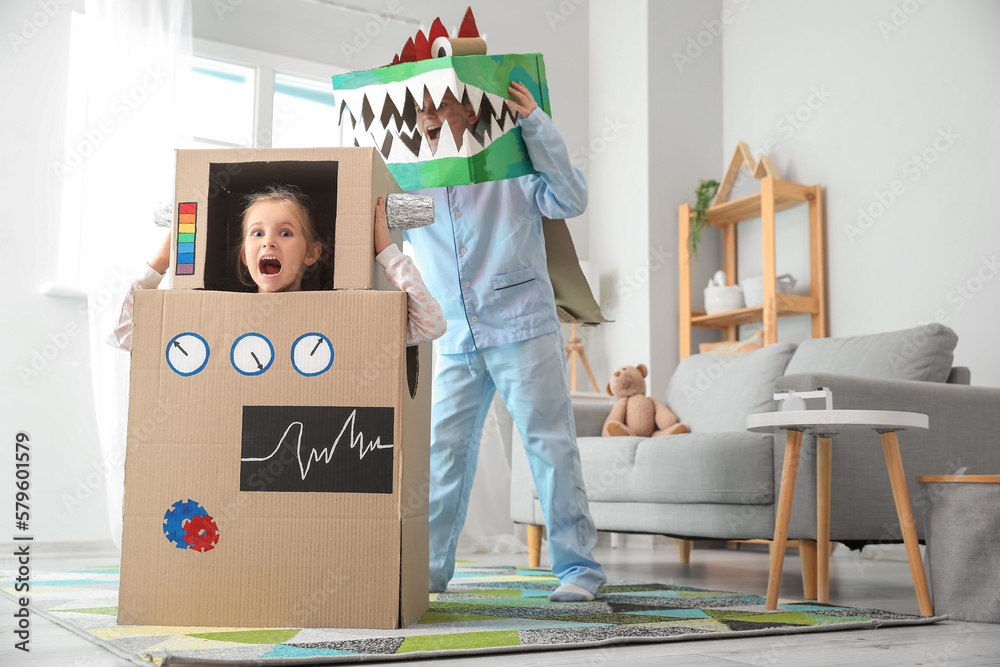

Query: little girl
left=108, top=185, right=445, bottom=350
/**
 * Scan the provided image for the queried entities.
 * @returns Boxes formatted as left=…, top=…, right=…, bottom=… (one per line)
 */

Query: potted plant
left=689, top=179, right=719, bottom=258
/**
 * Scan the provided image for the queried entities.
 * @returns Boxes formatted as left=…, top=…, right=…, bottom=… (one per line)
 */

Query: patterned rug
left=1, top=562, right=943, bottom=665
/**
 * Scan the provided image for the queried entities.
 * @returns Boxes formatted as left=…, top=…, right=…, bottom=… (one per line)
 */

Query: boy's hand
left=148, top=231, right=171, bottom=275
left=507, top=81, right=538, bottom=119
left=374, top=197, right=391, bottom=255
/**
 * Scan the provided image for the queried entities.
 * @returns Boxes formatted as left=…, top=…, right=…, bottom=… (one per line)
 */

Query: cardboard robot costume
left=118, top=148, right=435, bottom=629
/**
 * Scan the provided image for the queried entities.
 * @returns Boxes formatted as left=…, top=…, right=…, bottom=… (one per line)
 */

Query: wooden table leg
left=880, top=430, right=934, bottom=617
left=677, top=539, right=692, bottom=564
left=767, top=429, right=803, bottom=610
left=816, top=436, right=832, bottom=603
left=800, top=540, right=817, bottom=599
left=527, top=524, right=543, bottom=568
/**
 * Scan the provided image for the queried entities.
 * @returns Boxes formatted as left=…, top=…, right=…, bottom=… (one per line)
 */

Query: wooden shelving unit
left=678, top=165, right=827, bottom=359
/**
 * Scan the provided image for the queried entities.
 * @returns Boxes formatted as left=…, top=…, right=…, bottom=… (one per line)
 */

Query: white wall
left=1, top=0, right=113, bottom=545
left=587, top=0, right=722, bottom=398
left=723, top=0, right=1000, bottom=386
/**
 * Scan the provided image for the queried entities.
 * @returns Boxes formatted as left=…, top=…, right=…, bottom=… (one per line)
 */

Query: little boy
left=405, top=81, right=606, bottom=602
left=415, top=88, right=480, bottom=154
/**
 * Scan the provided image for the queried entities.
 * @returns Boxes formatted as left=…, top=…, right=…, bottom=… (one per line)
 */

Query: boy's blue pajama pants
left=427, top=331, right=606, bottom=595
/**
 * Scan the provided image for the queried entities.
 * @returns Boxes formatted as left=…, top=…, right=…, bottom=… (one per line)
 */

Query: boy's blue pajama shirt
left=406, top=110, right=606, bottom=595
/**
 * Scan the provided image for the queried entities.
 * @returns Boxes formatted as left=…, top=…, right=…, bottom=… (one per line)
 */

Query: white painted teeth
left=387, top=82, right=409, bottom=120
left=484, top=92, right=506, bottom=119
left=337, top=76, right=518, bottom=163
left=435, top=119, right=459, bottom=157
left=417, top=129, right=434, bottom=161
left=462, top=127, right=483, bottom=153
left=488, top=115, right=502, bottom=141
left=465, top=85, right=483, bottom=113
left=426, top=78, right=450, bottom=110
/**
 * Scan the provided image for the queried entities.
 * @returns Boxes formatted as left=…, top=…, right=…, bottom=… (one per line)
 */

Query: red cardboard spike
left=458, top=6, right=479, bottom=38
left=429, top=17, right=448, bottom=45
left=414, top=29, right=431, bottom=61
left=400, top=37, right=416, bottom=63
left=392, top=53, right=400, bottom=65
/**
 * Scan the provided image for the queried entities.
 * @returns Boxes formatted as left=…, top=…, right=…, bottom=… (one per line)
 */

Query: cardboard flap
left=406, top=345, right=419, bottom=399
left=542, top=218, right=610, bottom=325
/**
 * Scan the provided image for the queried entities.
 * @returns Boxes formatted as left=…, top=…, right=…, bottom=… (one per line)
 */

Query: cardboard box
left=118, top=148, right=430, bottom=629
left=331, top=53, right=550, bottom=190
left=170, top=147, right=401, bottom=291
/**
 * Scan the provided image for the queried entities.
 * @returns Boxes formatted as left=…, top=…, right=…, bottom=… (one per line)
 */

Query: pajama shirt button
left=455, top=211, right=462, bottom=218
left=460, top=247, right=467, bottom=253
left=471, top=316, right=477, bottom=322
left=465, top=281, right=471, bottom=287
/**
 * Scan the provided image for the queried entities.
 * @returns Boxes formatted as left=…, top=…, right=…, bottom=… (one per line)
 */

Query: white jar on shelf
left=741, top=274, right=796, bottom=308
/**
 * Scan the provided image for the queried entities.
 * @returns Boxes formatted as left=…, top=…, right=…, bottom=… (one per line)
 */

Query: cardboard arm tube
left=431, top=37, right=487, bottom=58
left=386, top=193, right=435, bottom=231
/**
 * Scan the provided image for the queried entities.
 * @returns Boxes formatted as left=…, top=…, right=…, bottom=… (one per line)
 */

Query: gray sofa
left=510, top=324, right=1000, bottom=555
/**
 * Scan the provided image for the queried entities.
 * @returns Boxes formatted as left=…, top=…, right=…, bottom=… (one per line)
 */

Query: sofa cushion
left=665, top=343, right=796, bottom=432
left=573, top=432, right=775, bottom=505
left=784, top=323, right=958, bottom=383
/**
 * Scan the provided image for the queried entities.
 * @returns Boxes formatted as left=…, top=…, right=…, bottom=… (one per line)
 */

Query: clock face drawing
left=165, top=333, right=210, bottom=376
left=291, top=332, right=334, bottom=377
left=230, top=333, right=274, bottom=376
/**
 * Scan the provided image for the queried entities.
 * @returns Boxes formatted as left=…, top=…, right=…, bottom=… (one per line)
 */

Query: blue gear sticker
left=162, top=499, right=207, bottom=548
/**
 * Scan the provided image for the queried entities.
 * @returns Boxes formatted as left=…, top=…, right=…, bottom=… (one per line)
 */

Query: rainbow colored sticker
left=176, top=202, right=196, bottom=275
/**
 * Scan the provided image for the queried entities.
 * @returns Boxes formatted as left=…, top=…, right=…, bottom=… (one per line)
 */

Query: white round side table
left=747, top=409, right=933, bottom=616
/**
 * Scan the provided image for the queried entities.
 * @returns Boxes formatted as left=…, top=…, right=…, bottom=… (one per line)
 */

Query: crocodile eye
left=431, top=37, right=452, bottom=58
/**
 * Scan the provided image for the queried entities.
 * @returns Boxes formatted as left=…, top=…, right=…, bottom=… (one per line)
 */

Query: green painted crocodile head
left=331, top=12, right=549, bottom=190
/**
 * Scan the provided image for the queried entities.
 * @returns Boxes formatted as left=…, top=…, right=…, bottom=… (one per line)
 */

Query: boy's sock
left=548, top=583, right=596, bottom=602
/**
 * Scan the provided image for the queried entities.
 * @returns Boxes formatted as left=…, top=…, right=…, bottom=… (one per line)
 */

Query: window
left=50, top=35, right=346, bottom=291
left=187, top=39, right=347, bottom=150
left=272, top=73, right=338, bottom=148
left=177, top=57, right=256, bottom=148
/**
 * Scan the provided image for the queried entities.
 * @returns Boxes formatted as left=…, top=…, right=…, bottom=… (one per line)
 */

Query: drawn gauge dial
left=165, top=333, right=210, bottom=376
left=291, top=332, right=334, bottom=376
left=230, top=333, right=275, bottom=376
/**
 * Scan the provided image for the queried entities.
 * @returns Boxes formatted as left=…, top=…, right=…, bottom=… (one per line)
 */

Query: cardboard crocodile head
left=331, top=8, right=550, bottom=190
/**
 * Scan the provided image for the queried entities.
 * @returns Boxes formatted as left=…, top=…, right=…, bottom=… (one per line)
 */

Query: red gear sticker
left=182, top=513, right=220, bottom=552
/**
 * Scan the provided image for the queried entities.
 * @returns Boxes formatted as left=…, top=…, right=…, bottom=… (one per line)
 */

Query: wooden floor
left=3, top=538, right=999, bottom=666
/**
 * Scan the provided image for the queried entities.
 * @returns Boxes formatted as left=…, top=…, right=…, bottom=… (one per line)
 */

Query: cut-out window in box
left=205, top=161, right=339, bottom=292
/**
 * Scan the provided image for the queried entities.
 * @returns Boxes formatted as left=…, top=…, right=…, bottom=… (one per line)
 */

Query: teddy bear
left=602, top=364, right=689, bottom=437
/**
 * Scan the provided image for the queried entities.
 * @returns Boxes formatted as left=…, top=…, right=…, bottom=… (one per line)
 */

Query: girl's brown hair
left=235, top=184, right=329, bottom=291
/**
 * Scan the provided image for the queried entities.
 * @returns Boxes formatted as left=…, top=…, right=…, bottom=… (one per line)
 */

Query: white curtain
left=80, top=0, right=192, bottom=548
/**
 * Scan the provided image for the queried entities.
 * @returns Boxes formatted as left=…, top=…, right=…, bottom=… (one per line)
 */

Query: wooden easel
left=564, top=323, right=600, bottom=393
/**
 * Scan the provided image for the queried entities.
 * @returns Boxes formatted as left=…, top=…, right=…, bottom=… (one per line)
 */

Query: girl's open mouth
left=426, top=125, right=441, bottom=142
left=259, top=255, right=282, bottom=276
